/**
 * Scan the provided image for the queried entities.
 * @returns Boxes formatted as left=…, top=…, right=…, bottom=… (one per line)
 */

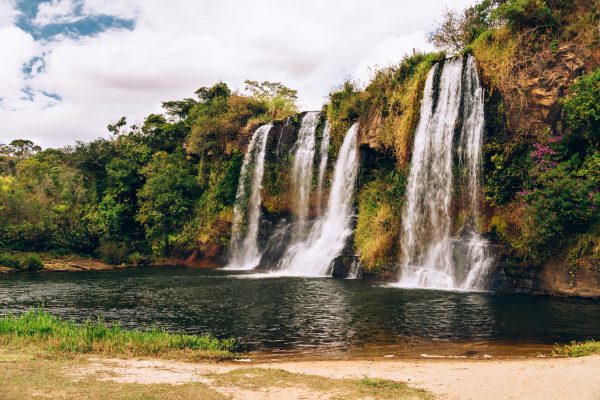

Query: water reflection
left=1, top=267, right=599, bottom=353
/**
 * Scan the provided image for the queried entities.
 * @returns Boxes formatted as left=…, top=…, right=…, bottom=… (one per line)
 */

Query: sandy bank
left=76, top=355, right=600, bottom=400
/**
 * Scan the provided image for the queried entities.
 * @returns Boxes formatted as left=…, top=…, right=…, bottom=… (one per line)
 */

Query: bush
left=97, top=242, right=128, bottom=265
left=492, top=0, right=557, bottom=32
left=127, top=252, right=143, bottom=266
left=20, top=254, right=43, bottom=271
left=0, top=253, right=43, bottom=271
left=520, top=159, right=599, bottom=263
left=563, top=68, right=600, bottom=145
left=0, top=253, right=21, bottom=269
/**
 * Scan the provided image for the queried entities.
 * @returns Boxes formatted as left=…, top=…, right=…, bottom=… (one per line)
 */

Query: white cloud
left=34, top=0, right=81, bottom=26
left=0, top=0, right=19, bottom=27
left=0, top=26, right=38, bottom=106
left=1, top=0, right=476, bottom=148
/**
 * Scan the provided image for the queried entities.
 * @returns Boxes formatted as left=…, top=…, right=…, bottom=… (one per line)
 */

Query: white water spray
left=397, top=55, right=492, bottom=290
left=226, top=123, right=272, bottom=270
left=291, top=112, right=319, bottom=236
left=316, top=121, right=331, bottom=213
left=276, top=123, right=359, bottom=276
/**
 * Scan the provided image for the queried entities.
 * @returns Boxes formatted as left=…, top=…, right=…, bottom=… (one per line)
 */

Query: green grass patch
left=0, top=252, right=43, bottom=271
left=0, top=308, right=236, bottom=360
left=207, top=367, right=433, bottom=400
left=553, top=340, right=600, bottom=357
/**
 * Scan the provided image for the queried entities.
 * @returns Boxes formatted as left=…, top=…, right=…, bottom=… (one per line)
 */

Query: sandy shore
left=75, top=355, right=600, bottom=400
left=0, top=254, right=118, bottom=273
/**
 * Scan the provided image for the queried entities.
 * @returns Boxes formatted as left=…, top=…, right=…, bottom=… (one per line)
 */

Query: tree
left=186, top=83, right=268, bottom=157
left=428, top=0, right=499, bottom=53
left=136, top=149, right=199, bottom=254
left=161, top=98, right=198, bottom=121
left=107, top=116, right=127, bottom=135
left=244, top=80, right=298, bottom=119
left=0, top=139, right=41, bottom=157
left=139, top=114, right=189, bottom=152
left=196, top=82, right=232, bottom=103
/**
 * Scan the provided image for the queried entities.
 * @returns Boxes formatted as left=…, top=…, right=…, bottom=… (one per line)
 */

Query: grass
left=0, top=252, right=44, bottom=271
left=0, top=308, right=236, bottom=360
left=553, top=340, right=600, bottom=357
left=207, top=367, right=433, bottom=400
left=0, top=350, right=434, bottom=400
left=0, top=351, right=226, bottom=400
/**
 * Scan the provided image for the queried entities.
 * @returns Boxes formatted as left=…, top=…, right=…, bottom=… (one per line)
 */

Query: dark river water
left=1, top=267, right=600, bottom=357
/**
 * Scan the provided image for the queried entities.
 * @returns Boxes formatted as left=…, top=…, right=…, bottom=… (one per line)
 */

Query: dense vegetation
left=0, top=82, right=297, bottom=264
left=0, top=0, right=598, bottom=289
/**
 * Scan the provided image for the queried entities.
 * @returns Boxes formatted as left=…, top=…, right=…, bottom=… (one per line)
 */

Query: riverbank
left=1, top=349, right=599, bottom=400
left=2, top=309, right=600, bottom=399
left=0, top=252, right=121, bottom=274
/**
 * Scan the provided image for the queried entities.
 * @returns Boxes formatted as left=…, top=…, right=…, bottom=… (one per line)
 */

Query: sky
left=0, top=0, right=475, bottom=148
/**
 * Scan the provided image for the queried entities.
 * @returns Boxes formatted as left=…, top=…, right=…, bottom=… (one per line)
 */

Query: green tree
left=186, top=83, right=268, bottom=157
left=244, top=80, right=298, bottom=120
left=136, top=149, right=199, bottom=254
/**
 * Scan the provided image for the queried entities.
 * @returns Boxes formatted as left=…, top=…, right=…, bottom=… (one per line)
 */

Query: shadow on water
left=1, top=266, right=600, bottom=356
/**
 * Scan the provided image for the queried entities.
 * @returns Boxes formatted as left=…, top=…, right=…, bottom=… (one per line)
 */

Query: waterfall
left=459, top=55, right=485, bottom=216
left=291, top=112, right=319, bottom=237
left=276, top=123, right=359, bottom=276
left=316, top=121, right=330, bottom=213
left=397, top=55, right=492, bottom=290
left=458, top=55, right=492, bottom=289
left=226, top=123, right=272, bottom=270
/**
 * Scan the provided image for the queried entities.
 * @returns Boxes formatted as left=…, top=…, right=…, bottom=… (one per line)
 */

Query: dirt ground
left=72, top=355, right=600, bottom=400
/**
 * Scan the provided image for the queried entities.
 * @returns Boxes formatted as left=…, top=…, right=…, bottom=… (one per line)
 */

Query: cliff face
left=191, top=2, right=599, bottom=297
left=340, top=3, right=600, bottom=296
left=470, top=3, right=600, bottom=298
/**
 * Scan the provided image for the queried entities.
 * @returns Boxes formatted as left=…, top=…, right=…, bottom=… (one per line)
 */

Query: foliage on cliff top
left=323, top=52, right=443, bottom=167
left=324, top=80, right=366, bottom=159
left=361, top=52, right=444, bottom=168
left=187, top=81, right=298, bottom=158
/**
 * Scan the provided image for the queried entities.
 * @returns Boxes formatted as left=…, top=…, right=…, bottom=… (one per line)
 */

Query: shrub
left=492, top=0, right=557, bottom=32
left=519, top=159, right=599, bottom=263
left=97, top=242, right=127, bottom=265
left=20, top=254, right=43, bottom=271
left=0, top=253, right=21, bottom=269
left=563, top=68, right=600, bottom=145
left=553, top=340, right=600, bottom=357
left=127, top=252, right=144, bottom=266
left=325, top=80, right=364, bottom=158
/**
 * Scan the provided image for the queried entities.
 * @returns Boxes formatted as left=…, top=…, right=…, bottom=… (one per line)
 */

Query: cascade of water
left=397, top=55, right=492, bottom=290
left=276, top=123, right=359, bottom=276
left=225, top=123, right=272, bottom=270
left=316, top=121, right=331, bottom=213
left=457, top=55, right=492, bottom=289
left=291, top=112, right=319, bottom=237
left=459, top=55, right=485, bottom=217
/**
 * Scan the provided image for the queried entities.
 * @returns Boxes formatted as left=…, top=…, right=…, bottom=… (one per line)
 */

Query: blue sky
left=1, top=0, right=475, bottom=147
